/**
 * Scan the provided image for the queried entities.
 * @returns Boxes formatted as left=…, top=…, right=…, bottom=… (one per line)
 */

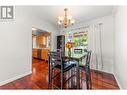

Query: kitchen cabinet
left=36, top=35, right=46, bottom=45
left=32, top=48, right=49, bottom=61
left=41, top=48, right=49, bottom=61
left=32, top=48, right=37, bottom=58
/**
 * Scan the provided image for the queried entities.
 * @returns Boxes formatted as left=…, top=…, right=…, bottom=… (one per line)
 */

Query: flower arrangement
left=65, top=41, right=74, bottom=57
left=65, top=42, right=74, bottom=49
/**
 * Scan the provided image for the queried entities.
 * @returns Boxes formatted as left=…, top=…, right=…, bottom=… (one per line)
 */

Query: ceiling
left=32, top=28, right=50, bottom=36
left=32, top=6, right=114, bottom=27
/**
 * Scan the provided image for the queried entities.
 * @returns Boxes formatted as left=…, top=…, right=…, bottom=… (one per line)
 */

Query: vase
left=68, top=48, right=71, bottom=58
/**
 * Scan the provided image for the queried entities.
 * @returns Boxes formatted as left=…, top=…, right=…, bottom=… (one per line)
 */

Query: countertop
left=33, top=48, right=49, bottom=49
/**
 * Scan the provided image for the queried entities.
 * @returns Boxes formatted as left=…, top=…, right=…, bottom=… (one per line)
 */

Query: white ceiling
left=30, top=6, right=114, bottom=27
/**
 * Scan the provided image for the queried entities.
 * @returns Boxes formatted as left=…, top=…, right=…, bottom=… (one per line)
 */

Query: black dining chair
left=79, top=51, right=92, bottom=89
left=48, top=51, right=77, bottom=89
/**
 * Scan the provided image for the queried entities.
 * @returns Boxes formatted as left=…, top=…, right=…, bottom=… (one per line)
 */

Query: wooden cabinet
left=36, top=35, right=46, bottom=45
left=32, top=48, right=49, bottom=61
left=32, top=49, right=37, bottom=58
left=36, top=35, right=42, bottom=44
left=41, top=48, right=49, bottom=61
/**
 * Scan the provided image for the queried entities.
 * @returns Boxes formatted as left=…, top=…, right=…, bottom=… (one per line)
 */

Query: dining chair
left=48, top=51, right=77, bottom=89
left=79, top=51, right=92, bottom=89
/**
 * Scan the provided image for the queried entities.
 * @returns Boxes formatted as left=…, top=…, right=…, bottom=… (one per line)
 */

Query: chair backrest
left=85, top=51, right=92, bottom=67
left=49, top=51, right=62, bottom=60
left=48, top=51, right=63, bottom=69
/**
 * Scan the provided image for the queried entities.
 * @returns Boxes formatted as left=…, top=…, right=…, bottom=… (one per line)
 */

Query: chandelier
left=57, top=8, right=75, bottom=28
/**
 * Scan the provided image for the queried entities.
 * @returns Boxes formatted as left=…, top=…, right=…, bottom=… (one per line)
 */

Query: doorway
left=31, top=27, right=51, bottom=87
left=32, top=27, right=51, bottom=61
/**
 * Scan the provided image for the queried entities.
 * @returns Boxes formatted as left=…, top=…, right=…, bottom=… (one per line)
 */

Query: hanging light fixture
left=57, top=8, right=75, bottom=28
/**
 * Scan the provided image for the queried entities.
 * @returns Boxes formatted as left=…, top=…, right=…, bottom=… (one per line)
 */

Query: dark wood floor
left=0, top=58, right=119, bottom=89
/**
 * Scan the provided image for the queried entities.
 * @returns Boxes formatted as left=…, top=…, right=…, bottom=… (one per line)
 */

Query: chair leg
left=61, top=71, right=64, bottom=89
left=67, top=71, right=69, bottom=88
left=86, top=73, right=89, bottom=89
left=50, top=68, right=53, bottom=89
left=85, top=71, right=92, bottom=89
left=79, top=69, right=82, bottom=89
left=89, top=71, right=92, bottom=89
left=72, top=68, right=75, bottom=88
left=48, top=67, right=51, bottom=89
left=70, top=68, right=73, bottom=88
left=69, top=70, right=71, bottom=88
left=75, top=67, right=77, bottom=87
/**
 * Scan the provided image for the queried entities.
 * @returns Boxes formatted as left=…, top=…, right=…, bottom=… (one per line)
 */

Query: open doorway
left=31, top=27, right=51, bottom=87
left=32, top=27, right=51, bottom=61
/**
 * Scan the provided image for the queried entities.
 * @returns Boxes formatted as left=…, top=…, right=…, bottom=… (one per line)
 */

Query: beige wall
left=0, top=6, right=57, bottom=85
left=114, top=6, right=127, bottom=89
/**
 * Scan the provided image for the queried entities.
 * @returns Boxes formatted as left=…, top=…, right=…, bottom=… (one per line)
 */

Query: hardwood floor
left=0, top=58, right=119, bottom=89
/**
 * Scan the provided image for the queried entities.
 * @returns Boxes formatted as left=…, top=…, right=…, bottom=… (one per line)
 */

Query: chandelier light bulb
left=57, top=8, right=75, bottom=28
left=58, top=16, right=63, bottom=21
left=58, top=21, right=62, bottom=25
left=71, top=19, right=75, bottom=24
left=67, top=15, right=72, bottom=20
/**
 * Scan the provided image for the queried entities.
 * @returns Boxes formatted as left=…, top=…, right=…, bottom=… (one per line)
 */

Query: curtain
left=89, top=23, right=103, bottom=71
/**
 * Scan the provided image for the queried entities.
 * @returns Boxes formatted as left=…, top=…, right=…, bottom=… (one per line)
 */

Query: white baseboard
left=0, top=71, right=32, bottom=86
left=113, top=72, right=123, bottom=89
left=91, top=67, right=113, bottom=74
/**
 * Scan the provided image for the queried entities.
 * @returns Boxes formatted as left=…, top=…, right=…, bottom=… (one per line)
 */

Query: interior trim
left=0, top=71, right=32, bottom=86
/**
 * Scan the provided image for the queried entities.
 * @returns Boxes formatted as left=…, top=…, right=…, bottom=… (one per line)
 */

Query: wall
left=32, top=36, right=37, bottom=48
left=114, top=6, right=127, bottom=89
left=60, top=15, right=114, bottom=74
left=0, top=6, right=57, bottom=85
